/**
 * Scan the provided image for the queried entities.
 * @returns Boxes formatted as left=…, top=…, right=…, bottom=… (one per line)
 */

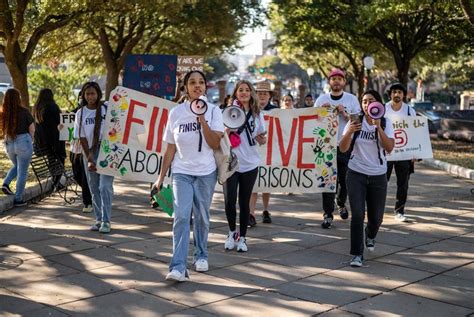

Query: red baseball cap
left=328, top=68, right=345, bottom=79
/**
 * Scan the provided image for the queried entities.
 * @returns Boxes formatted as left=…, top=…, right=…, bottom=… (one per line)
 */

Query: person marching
left=385, top=82, right=417, bottom=222
left=224, top=80, right=267, bottom=252
left=73, top=82, right=114, bottom=233
left=1, top=88, right=34, bottom=206
left=339, top=90, right=395, bottom=267
left=249, top=81, right=277, bottom=226
left=154, top=70, right=224, bottom=282
left=314, top=69, right=361, bottom=228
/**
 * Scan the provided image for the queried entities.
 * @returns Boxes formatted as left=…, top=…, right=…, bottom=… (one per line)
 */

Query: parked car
left=409, top=100, right=435, bottom=111
left=416, top=110, right=441, bottom=134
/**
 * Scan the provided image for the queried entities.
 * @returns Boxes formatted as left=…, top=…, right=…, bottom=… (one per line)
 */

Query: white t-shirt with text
left=314, top=92, right=361, bottom=144
left=163, top=101, right=224, bottom=176
left=73, top=106, right=106, bottom=153
left=232, top=111, right=266, bottom=173
left=343, top=117, right=395, bottom=176
left=384, top=101, right=417, bottom=120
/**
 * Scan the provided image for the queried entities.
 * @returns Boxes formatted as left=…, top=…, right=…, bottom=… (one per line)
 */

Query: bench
left=30, top=145, right=78, bottom=204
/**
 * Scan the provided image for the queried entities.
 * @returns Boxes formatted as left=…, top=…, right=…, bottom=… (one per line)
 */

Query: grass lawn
left=431, top=137, right=474, bottom=170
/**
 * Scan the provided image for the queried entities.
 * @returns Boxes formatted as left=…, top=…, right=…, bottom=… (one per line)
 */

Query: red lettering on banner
left=394, top=129, right=408, bottom=148
left=155, top=108, right=168, bottom=152
left=146, top=107, right=169, bottom=153
left=275, top=117, right=298, bottom=166
left=265, top=115, right=274, bottom=165
left=297, top=115, right=317, bottom=168
left=123, top=99, right=147, bottom=145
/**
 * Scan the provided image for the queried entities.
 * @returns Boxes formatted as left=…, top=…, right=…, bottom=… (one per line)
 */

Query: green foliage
left=252, top=55, right=307, bottom=81
left=28, top=65, right=89, bottom=111
left=205, top=57, right=237, bottom=81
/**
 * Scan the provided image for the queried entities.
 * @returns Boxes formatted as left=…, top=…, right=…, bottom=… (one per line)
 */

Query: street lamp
left=363, top=56, right=374, bottom=90
left=306, top=67, right=315, bottom=95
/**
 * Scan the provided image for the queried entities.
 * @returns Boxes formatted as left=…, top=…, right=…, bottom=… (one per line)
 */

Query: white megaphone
left=222, top=106, right=246, bottom=129
left=190, top=96, right=208, bottom=115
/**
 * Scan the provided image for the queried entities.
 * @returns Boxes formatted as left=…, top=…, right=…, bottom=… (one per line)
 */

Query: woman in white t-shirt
left=73, top=82, right=114, bottom=234
left=339, top=90, right=395, bottom=268
left=154, top=71, right=224, bottom=282
left=224, top=80, right=267, bottom=253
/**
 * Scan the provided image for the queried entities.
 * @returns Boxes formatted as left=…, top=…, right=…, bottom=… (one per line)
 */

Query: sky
left=235, top=0, right=270, bottom=56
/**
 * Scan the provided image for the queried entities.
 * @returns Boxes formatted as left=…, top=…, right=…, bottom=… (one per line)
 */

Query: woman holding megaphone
left=339, top=90, right=394, bottom=268
left=223, top=80, right=267, bottom=253
left=154, top=70, right=224, bottom=282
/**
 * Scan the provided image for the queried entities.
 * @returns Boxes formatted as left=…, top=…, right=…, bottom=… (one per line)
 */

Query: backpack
left=348, top=114, right=386, bottom=165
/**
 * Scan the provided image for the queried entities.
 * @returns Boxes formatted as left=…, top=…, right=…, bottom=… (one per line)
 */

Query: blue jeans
left=82, top=154, right=114, bottom=223
left=170, top=170, right=217, bottom=273
left=346, top=168, right=387, bottom=256
left=3, top=133, right=33, bottom=201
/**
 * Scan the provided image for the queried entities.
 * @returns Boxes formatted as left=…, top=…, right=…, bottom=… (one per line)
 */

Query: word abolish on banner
left=96, top=86, right=174, bottom=182
left=254, top=107, right=338, bottom=193
left=387, top=116, right=433, bottom=161
left=59, top=113, right=75, bottom=141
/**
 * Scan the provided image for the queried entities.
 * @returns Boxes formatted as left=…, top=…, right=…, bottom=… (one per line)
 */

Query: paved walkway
left=0, top=164, right=473, bottom=316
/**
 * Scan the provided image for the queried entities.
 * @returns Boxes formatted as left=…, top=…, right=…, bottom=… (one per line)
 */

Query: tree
left=270, top=0, right=473, bottom=94
left=44, top=0, right=264, bottom=98
left=460, top=0, right=474, bottom=25
left=206, top=56, right=237, bottom=81
left=0, top=0, right=87, bottom=106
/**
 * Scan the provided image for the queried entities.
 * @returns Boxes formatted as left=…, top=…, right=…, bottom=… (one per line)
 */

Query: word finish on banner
left=254, top=107, right=338, bottom=193
left=97, top=86, right=174, bottom=182
left=387, top=116, right=433, bottom=161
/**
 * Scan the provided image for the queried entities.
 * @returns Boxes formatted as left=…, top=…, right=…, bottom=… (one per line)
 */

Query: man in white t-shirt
left=314, top=68, right=361, bottom=229
left=385, top=83, right=416, bottom=222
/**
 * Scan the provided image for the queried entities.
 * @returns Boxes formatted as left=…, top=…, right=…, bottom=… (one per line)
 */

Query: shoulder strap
left=237, top=109, right=253, bottom=135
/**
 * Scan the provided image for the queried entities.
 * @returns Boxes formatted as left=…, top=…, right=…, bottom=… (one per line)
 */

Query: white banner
left=387, top=116, right=433, bottom=161
left=97, top=87, right=338, bottom=193
left=255, top=107, right=338, bottom=193
left=59, top=113, right=75, bottom=141
left=97, top=87, right=174, bottom=182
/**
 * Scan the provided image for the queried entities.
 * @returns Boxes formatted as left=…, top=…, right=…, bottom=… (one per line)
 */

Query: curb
left=0, top=181, right=53, bottom=213
left=421, top=158, right=474, bottom=180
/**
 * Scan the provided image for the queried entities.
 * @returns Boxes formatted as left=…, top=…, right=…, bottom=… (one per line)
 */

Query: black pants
left=70, top=152, right=92, bottom=205
left=346, top=169, right=387, bottom=256
left=322, top=148, right=350, bottom=216
left=223, top=167, right=258, bottom=237
left=387, top=160, right=412, bottom=215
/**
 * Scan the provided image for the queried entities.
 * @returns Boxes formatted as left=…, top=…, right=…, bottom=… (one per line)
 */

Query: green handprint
left=315, top=151, right=325, bottom=165
left=313, top=127, right=327, bottom=138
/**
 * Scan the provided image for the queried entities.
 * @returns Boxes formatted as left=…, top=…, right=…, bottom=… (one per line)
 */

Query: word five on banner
left=123, top=54, right=177, bottom=97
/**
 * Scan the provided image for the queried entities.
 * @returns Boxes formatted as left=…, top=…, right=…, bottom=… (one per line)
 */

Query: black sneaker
left=13, top=199, right=27, bottom=207
left=262, top=210, right=272, bottom=224
left=365, top=228, right=375, bottom=252
left=338, top=206, right=349, bottom=220
left=2, top=184, right=14, bottom=195
left=321, top=214, right=333, bottom=229
left=350, top=255, right=364, bottom=267
left=248, top=214, right=257, bottom=227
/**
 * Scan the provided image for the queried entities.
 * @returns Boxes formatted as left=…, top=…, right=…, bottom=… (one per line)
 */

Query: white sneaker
left=165, top=269, right=189, bottom=282
left=82, top=204, right=93, bottom=213
left=194, top=259, right=208, bottom=272
left=225, top=231, right=238, bottom=250
left=394, top=213, right=407, bottom=222
left=236, top=237, right=248, bottom=252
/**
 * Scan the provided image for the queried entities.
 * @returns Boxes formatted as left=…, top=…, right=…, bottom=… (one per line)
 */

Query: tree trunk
left=356, top=66, right=365, bottom=100
left=105, top=64, right=119, bottom=100
left=396, top=59, right=410, bottom=89
left=4, top=54, right=29, bottom=107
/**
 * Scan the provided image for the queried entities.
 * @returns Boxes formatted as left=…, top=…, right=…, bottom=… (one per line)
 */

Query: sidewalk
left=0, top=164, right=473, bottom=316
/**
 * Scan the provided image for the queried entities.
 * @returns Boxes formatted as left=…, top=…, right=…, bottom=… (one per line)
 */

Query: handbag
left=214, top=132, right=239, bottom=184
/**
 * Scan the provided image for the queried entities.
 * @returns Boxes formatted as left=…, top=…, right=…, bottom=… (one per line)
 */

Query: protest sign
left=59, top=113, right=75, bottom=141
left=177, top=56, right=204, bottom=73
left=387, top=116, right=433, bottom=161
left=97, top=86, right=174, bottom=182
left=254, top=107, right=338, bottom=193
left=123, top=54, right=177, bottom=97
left=97, top=88, right=338, bottom=193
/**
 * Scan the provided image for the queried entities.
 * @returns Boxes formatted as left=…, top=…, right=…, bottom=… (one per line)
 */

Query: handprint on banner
left=313, top=127, right=327, bottom=138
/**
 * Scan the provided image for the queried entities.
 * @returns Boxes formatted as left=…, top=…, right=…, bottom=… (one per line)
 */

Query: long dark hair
left=1, top=88, right=25, bottom=139
left=33, top=88, right=55, bottom=124
left=362, top=89, right=383, bottom=103
left=78, top=82, right=103, bottom=151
